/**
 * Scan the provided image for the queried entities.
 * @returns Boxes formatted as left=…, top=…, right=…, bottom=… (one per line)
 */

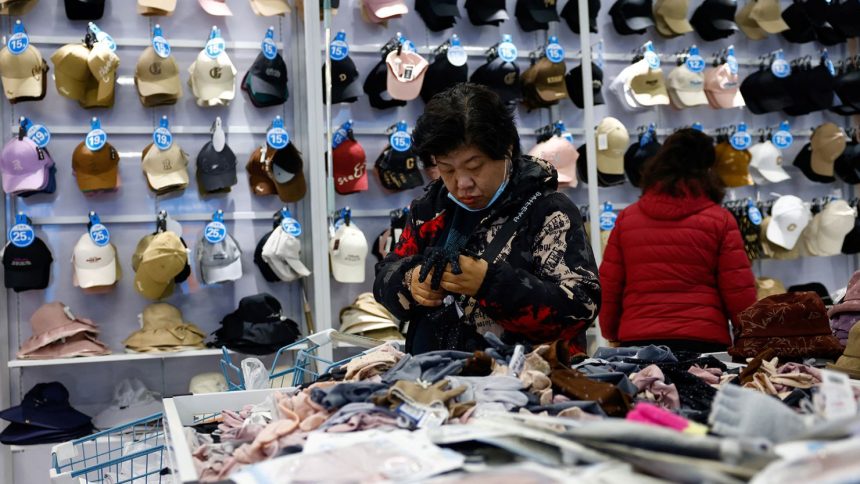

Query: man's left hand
left=439, top=255, right=488, bottom=297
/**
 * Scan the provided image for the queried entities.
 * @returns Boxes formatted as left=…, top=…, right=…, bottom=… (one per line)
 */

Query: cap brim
left=766, top=220, right=803, bottom=250
left=333, top=78, right=363, bottom=103
left=75, top=165, right=118, bottom=192
left=331, top=261, right=365, bottom=283
left=285, top=256, right=311, bottom=277
left=756, top=19, right=790, bottom=34
left=274, top=173, right=307, bottom=203
left=3, top=167, right=48, bottom=194
left=625, top=16, right=656, bottom=30
left=198, top=170, right=237, bottom=192
left=145, top=169, right=189, bottom=191
left=674, top=89, right=710, bottom=107
left=137, top=76, right=182, bottom=97
left=75, top=261, right=118, bottom=288
left=374, top=3, right=408, bottom=18
left=753, top=166, right=791, bottom=183
left=2, top=75, right=43, bottom=99
left=251, top=0, right=291, bottom=15
left=664, top=17, right=694, bottom=34
left=199, top=0, right=233, bottom=15
left=202, top=258, right=243, bottom=284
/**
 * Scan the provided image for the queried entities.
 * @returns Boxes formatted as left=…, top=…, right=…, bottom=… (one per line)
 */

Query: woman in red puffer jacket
left=599, top=129, right=756, bottom=353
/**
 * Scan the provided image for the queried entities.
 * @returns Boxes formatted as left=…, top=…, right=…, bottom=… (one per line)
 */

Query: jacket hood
left=638, top=189, right=717, bottom=221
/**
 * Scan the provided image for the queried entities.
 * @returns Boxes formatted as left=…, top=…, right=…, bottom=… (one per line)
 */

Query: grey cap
left=197, top=232, right=242, bottom=284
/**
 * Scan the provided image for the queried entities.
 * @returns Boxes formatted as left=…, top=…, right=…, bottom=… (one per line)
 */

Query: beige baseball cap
left=141, top=142, right=189, bottom=193
left=654, top=0, right=693, bottom=35
left=87, top=40, right=120, bottom=104
left=667, top=65, right=708, bottom=108
left=133, top=231, right=187, bottom=300
left=138, top=0, right=177, bottom=15
left=596, top=117, right=630, bottom=176
left=72, top=234, right=119, bottom=289
left=250, top=0, right=291, bottom=15
left=135, top=46, right=181, bottom=104
left=385, top=49, right=428, bottom=101
left=749, top=0, right=789, bottom=34
left=188, top=49, right=237, bottom=107
left=629, top=67, right=669, bottom=106
left=810, top=123, right=847, bottom=177
left=0, top=43, right=45, bottom=100
left=735, top=0, right=768, bottom=39
left=51, top=43, right=91, bottom=102
left=804, top=200, right=856, bottom=257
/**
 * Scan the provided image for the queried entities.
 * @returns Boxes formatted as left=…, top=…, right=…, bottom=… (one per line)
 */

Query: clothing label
left=281, top=217, right=302, bottom=237
left=819, top=370, right=857, bottom=421
left=153, top=127, right=172, bottom=150
left=7, top=31, right=28, bottom=55
left=545, top=36, right=564, bottom=64
left=597, top=133, right=608, bottom=151
left=390, top=130, right=412, bottom=152
left=446, top=38, right=467, bottom=67
left=330, top=31, right=349, bottom=61
left=26, top=124, right=50, bottom=148
left=498, top=38, right=518, bottom=63
left=9, top=223, right=34, bottom=248
left=89, top=223, right=110, bottom=247
left=509, top=345, right=526, bottom=377
left=204, top=221, right=227, bottom=244
left=86, top=128, right=107, bottom=151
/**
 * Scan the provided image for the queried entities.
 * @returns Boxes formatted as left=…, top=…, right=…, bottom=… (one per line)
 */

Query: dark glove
left=418, top=246, right=462, bottom=290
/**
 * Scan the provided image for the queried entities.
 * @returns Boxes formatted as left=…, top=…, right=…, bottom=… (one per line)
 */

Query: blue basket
left=50, top=413, right=169, bottom=484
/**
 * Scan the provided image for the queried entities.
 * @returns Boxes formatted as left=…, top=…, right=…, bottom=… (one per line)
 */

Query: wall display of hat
left=138, top=0, right=176, bottom=16
left=123, top=303, right=206, bottom=353
left=66, top=0, right=106, bottom=19
left=330, top=221, right=369, bottom=283
left=188, top=29, right=237, bottom=107
left=132, top=230, right=189, bottom=300
left=3, top=230, right=53, bottom=293
left=197, top=117, right=238, bottom=195
left=0, top=382, right=94, bottom=445
left=748, top=140, right=790, bottom=185
left=135, top=29, right=182, bottom=107
left=17, top=302, right=110, bottom=359
left=361, top=0, right=408, bottom=24
left=470, top=55, right=522, bottom=106
left=326, top=52, right=361, bottom=104
left=209, top=293, right=301, bottom=355
left=528, top=133, right=579, bottom=188
left=465, top=0, right=508, bottom=25
left=242, top=36, right=289, bottom=108
left=515, top=0, right=559, bottom=32
left=51, top=26, right=120, bottom=109
left=802, top=200, right=856, bottom=257
left=72, top=232, right=121, bottom=291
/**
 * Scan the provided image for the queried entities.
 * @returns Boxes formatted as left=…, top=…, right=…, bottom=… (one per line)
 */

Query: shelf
left=7, top=349, right=227, bottom=368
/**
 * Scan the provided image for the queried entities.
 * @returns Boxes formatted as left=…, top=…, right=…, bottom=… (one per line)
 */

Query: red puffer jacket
left=599, top=189, right=756, bottom=346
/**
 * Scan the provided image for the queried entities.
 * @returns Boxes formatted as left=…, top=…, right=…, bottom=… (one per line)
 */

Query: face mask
left=447, top=159, right=510, bottom=212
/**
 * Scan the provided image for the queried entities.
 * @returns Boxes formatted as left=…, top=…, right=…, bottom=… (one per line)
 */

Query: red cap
left=333, top=139, right=368, bottom=195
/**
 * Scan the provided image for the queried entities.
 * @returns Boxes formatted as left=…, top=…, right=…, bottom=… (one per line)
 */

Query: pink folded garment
left=17, top=332, right=110, bottom=359
left=18, top=302, right=104, bottom=356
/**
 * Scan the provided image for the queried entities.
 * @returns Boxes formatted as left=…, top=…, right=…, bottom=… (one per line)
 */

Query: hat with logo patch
left=376, top=145, right=424, bottom=191
left=72, top=140, right=119, bottom=192
left=330, top=223, right=369, bottom=283
left=748, top=140, right=790, bottom=184
left=51, top=43, right=92, bottom=104
left=804, top=199, right=856, bottom=257
left=465, top=0, right=508, bottom=25
left=609, top=0, right=655, bottom=34
left=138, top=0, right=176, bottom=15
left=576, top=143, right=625, bottom=187
left=141, top=142, right=189, bottom=193
left=515, top=0, right=560, bottom=32
left=188, top=49, right=237, bottom=107
left=364, top=59, right=407, bottom=109
left=72, top=233, right=118, bottom=289
left=0, top=42, right=47, bottom=102
left=691, top=0, right=738, bottom=41
left=262, top=142, right=307, bottom=203
left=420, top=52, right=468, bottom=103
left=133, top=231, right=188, bottom=300
left=261, top=227, right=311, bottom=282
left=562, top=0, right=600, bottom=33
left=87, top=40, right=120, bottom=105
left=628, top=65, right=669, bottom=107
left=3, top=235, right=52, bottom=292
left=666, top=65, right=708, bottom=108
left=416, top=0, right=459, bottom=31
left=326, top=54, right=361, bottom=104
left=742, top=67, right=789, bottom=115
left=766, top=194, right=811, bottom=250
left=749, top=0, right=789, bottom=33
left=834, top=141, right=860, bottom=185
left=243, top=51, right=288, bottom=108
left=565, top=62, right=604, bottom=108
left=523, top=56, right=568, bottom=106
left=470, top=56, right=521, bottom=105
left=197, top=140, right=237, bottom=193
left=65, top=0, right=106, bottom=19
left=1, top=133, right=52, bottom=195
left=197, top=232, right=242, bottom=284
left=385, top=49, right=429, bottom=101
left=333, top=137, right=368, bottom=195
left=135, top=46, right=181, bottom=107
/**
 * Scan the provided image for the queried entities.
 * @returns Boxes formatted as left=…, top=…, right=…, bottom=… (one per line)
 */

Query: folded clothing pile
left=339, top=293, right=403, bottom=341
left=17, top=302, right=110, bottom=359
left=0, top=382, right=93, bottom=445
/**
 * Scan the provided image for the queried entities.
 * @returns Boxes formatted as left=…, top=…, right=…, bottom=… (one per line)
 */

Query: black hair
left=411, top=83, right=521, bottom=166
left=640, top=128, right=725, bottom=204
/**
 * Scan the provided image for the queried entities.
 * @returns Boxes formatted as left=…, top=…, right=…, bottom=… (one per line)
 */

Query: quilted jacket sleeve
left=716, top=213, right=757, bottom=323
left=373, top=208, right=425, bottom=322
left=598, top=211, right=626, bottom=341
left=475, top=194, right=601, bottom=342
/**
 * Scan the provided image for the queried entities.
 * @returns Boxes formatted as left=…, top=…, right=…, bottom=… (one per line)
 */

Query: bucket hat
left=826, top=323, right=860, bottom=379
left=123, top=303, right=206, bottom=352
left=17, top=302, right=109, bottom=359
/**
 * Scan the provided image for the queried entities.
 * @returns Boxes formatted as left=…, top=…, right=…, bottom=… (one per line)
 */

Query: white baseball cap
left=197, top=232, right=243, bottom=284
left=141, top=142, right=189, bottom=192
left=72, top=233, right=118, bottom=289
left=261, top=228, right=311, bottom=282
left=666, top=65, right=708, bottom=108
left=804, top=200, right=856, bottom=257
left=766, top=195, right=812, bottom=250
left=329, top=223, right=368, bottom=283
left=748, top=141, right=790, bottom=184
left=609, top=58, right=650, bottom=111
left=188, top=49, right=237, bottom=107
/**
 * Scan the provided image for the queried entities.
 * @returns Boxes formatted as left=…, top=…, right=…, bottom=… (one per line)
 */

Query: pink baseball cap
left=704, top=64, right=745, bottom=109
left=1, top=135, right=52, bottom=194
left=385, top=50, right=429, bottom=101
left=365, top=0, right=408, bottom=19
left=528, top=135, right=579, bottom=188
left=198, top=0, right=233, bottom=15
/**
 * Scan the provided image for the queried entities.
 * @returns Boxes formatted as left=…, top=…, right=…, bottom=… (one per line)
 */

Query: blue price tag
left=691, top=122, right=704, bottom=132
left=498, top=38, right=517, bottom=63
left=26, top=124, right=50, bottom=148
left=89, top=223, right=110, bottom=247
left=152, top=37, right=170, bottom=58
left=9, top=223, right=34, bottom=248
left=748, top=202, right=762, bottom=226
left=726, top=46, right=738, bottom=75
left=686, top=55, right=705, bottom=73
left=390, top=130, right=412, bottom=152
left=204, top=221, right=227, bottom=244
left=772, top=126, right=793, bottom=150
left=86, top=129, right=107, bottom=151
left=545, top=36, right=564, bottom=64
left=645, top=50, right=660, bottom=69
left=281, top=216, right=302, bottom=236
left=330, top=31, right=348, bottom=61
left=599, top=202, right=617, bottom=231
left=89, top=22, right=116, bottom=52
left=267, top=128, right=289, bottom=149
left=7, top=31, right=29, bottom=55
left=205, top=28, right=225, bottom=59
left=447, top=35, right=467, bottom=67
left=771, top=57, right=791, bottom=79
left=399, top=36, right=416, bottom=53
left=262, top=38, right=277, bottom=60
left=153, top=127, right=172, bottom=150
left=332, top=120, right=352, bottom=149
left=730, top=129, right=752, bottom=151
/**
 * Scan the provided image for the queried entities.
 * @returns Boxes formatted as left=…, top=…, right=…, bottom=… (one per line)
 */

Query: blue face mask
left=447, top=159, right=510, bottom=212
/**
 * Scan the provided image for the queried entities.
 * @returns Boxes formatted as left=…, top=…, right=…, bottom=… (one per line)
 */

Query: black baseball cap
left=420, top=55, right=468, bottom=103
left=780, top=2, right=817, bottom=43
left=576, top=144, right=625, bottom=187
left=832, top=69, right=860, bottom=115
left=834, top=141, right=860, bottom=185
left=623, top=136, right=661, bottom=187
left=803, top=0, right=846, bottom=46
left=793, top=142, right=837, bottom=183
left=565, top=62, right=604, bottom=109
left=829, top=0, right=860, bottom=37
left=561, top=0, right=600, bottom=34
left=325, top=56, right=361, bottom=104
left=515, top=0, right=560, bottom=32
left=242, top=52, right=288, bottom=108
left=376, top=147, right=424, bottom=191
left=364, top=60, right=407, bottom=110
left=64, top=0, right=104, bottom=20
left=788, top=282, right=833, bottom=305
left=197, top=141, right=238, bottom=193
left=842, top=209, right=860, bottom=254
left=609, top=0, right=655, bottom=35
left=783, top=62, right=835, bottom=116
left=465, top=0, right=508, bottom=25
left=739, top=68, right=792, bottom=115
left=416, top=0, right=459, bottom=31
left=470, top=57, right=521, bottom=105
left=253, top=231, right=281, bottom=282
left=691, top=0, right=737, bottom=41
left=3, top=236, right=52, bottom=292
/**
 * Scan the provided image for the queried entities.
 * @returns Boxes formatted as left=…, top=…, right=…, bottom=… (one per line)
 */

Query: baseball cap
left=609, top=0, right=655, bottom=34
left=595, top=117, right=629, bottom=179
left=654, top=0, right=693, bottom=35
left=263, top=142, right=307, bottom=203
left=842, top=207, right=860, bottom=254
left=470, top=56, right=521, bottom=105
left=834, top=141, right=860, bottom=185
left=0, top=0, right=38, bottom=15
left=333, top=137, right=368, bottom=195
left=188, top=49, right=236, bottom=107
left=747, top=140, right=790, bottom=184
left=666, top=65, right=708, bottom=108
left=0, top=42, right=46, bottom=101
left=420, top=53, right=468, bottom=103
left=416, top=0, right=459, bottom=31
left=464, top=0, right=508, bottom=25
left=623, top=135, right=661, bottom=187
left=527, top=135, right=578, bottom=187
left=72, top=140, right=119, bottom=192
left=766, top=195, right=812, bottom=250
left=51, top=43, right=91, bottom=103
left=829, top=0, right=860, bottom=37
left=804, top=200, right=856, bottom=257
left=735, top=0, right=767, bottom=39
left=609, top=58, right=650, bottom=110
left=133, top=231, right=188, bottom=300
left=576, top=143, right=624, bottom=187
left=329, top=223, right=369, bottom=283
left=141, top=142, right=189, bottom=193
left=364, top=0, right=408, bottom=19
left=65, top=0, right=105, bottom=19
left=739, top=68, right=792, bottom=114
left=515, top=0, right=560, bottom=32
left=524, top=56, right=568, bottom=106
left=261, top=228, right=311, bottom=282
left=364, top=59, right=407, bottom=109
left=803, top=0, right=845, bottom=46
left=199, top=0, right=232, bottom=15
left=714, top=141, right=753, bottom=187
left=561, top=0, right=599, bottom=33
left=327, top=55, right=361, bottom=104
left=197, top=140, right=237, bottom=193
left=691, top=0, right=738, bottom=40
left=749, top=0, right=789, bottom=33
left=197, top=232, right=242, bottom=284
left=703, top=63, right=744, bottom=108
left=629, top=65, right=669, bottom=106
left=1, top=134, right=52, bottom=194
left=242, top=51, right=288, bottom=108
left=138, top=0, right=176, bottom=15
left=809, top=122, right=846, bottom=178
left=3, top=236, right=52, bottom=292
left=249, top=0, right=291, bottom=15
left=87, top=40, right=120, bottom=104
left=385, top=49, right=429, bottom=101
left=253, top=231, right=279, bottom=282
left=135, top=46, right=181, bottom=107
left=783, top=62, right=836, bottom=116
left=376, top=146, right=424, bottom=191
left=793, top=142, right=836, bottom=183
left=565, top=62, right=604, bottom=109
left=247, top=146, right=276, bottom=196
left=72, top=233, right=118, bottom=289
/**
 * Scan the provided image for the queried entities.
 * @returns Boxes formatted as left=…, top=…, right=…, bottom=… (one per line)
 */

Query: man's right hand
left=408, top=265, right=445, bottom=307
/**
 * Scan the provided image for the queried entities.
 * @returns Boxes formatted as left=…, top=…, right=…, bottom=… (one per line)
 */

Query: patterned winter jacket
left=373, top=156, right=601, bottom=354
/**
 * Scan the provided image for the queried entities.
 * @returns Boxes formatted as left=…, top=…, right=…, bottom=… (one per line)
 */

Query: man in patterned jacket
left=373, top=83, right=600, bottom=355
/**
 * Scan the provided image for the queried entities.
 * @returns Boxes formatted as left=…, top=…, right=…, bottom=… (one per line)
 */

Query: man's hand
left=440, top=255, right=488, bottom=297
left=408, top=265, right=445, bottom=307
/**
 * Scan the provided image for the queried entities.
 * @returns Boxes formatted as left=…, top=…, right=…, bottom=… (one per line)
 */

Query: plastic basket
left=220, top=329, right=389, bottom=391
left=49, top=413, right=172, bottom=484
